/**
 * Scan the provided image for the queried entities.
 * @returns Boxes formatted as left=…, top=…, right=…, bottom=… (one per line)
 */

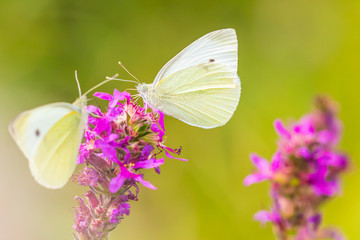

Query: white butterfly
left=136, top=28, right=241, bottom=129
left=9, top=76, right=88, bottom=189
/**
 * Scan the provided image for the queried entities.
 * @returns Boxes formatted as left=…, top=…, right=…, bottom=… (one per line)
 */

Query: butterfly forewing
left=9, top=104, right=76, bottom=160
left=153, top=28, right=238, bottom=87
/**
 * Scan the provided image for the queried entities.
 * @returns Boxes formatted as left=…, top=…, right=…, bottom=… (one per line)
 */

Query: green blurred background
left=1, top=0, right=359, bottom=239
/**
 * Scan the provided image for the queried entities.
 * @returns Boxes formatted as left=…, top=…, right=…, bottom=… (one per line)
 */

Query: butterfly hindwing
left=32, top=109, right=84, bottom=188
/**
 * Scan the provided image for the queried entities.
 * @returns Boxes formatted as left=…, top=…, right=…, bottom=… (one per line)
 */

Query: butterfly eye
left=209, top=59, right=215, bottom=62
left=35, top=129, right=40, bottom=137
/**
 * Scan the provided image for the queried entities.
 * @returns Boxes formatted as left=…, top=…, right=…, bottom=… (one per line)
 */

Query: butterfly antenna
left=82, top=74, right=116, bottom=96
left=125, top=88, right=137, bottom=92
left=105, top=76, right=139, bottom=84
left=118, top=61, right=140, bottom=83
left=74, top=70, right=82, bottom=98
left=133, top=95, right=140, bottom=103
left=83, top=74, right=140, bottom=96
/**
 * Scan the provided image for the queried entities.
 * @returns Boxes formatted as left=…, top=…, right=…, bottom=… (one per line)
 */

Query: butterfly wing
left=153, top=28, right=238, bottom=86
left=146, top=28, right=240, bottom=128
left=9, top=103, right=87, bottom=188
left=150, top=62, right=240, bottom=128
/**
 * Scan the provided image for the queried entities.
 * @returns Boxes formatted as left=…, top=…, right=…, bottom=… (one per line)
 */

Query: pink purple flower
left=73, top=89, right=184, bottom=239
left=244, top=96, right=348, bottom=240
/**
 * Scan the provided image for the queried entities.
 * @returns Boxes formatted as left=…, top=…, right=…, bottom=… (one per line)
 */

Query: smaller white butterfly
left=9, top=72, right=137, bottom=189
left=136, top=28, right=241, bottom=129
left=8, top=73, right=91, bottom=189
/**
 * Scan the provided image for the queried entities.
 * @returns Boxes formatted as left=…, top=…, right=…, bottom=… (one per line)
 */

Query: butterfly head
left=136, top=83, right=150, bottom=103
left=73, top=95, right=87, bottom=109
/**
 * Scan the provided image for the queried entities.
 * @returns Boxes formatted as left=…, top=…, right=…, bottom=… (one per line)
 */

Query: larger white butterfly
left=9, top=76, right=88, bottom=189
left=136, top=28, right=241, bottom=129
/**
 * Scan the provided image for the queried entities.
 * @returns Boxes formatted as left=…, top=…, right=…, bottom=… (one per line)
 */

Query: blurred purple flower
left=244, top=95, right=349, bottom=240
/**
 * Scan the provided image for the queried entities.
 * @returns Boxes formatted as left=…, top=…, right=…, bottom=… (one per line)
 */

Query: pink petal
left=151, top=122, right=164, bottom=142
left=94, top=92, right=113, bottom=101
left=109, top=174, right=126, bottom=193
left=93, top=118, right=111, bottom=135
left=274, top=119, right=291, bottom=139
left=270, top=152, right=282, bottom=171
left=133, top=175, right=156, bottom=190
left=250, top=153, right=270, bottom=172
left=87, top=105, right=103, bottom=116
left=243, top=173, right=268, bottom=186
left=109, top=89, right=130, bottom=108
left=96, top=140, right=120, bottom=165
left=155, top=110, right=165, bottom=131
left=164, top=149, right=188, bottom=161
left=254, top=210, right=280, bottom=224
left=134, top=158, right=165, bottom=169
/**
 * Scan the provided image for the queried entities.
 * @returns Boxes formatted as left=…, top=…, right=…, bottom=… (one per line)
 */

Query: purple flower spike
left=73, top=89, right=184, bottom=239
left=245, top=95, right=349, bottom=240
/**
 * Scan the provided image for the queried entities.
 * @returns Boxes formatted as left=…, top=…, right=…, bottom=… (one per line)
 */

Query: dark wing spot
left=209, top=59, right=215, bottom=62
left=35, top=129, right=40, bottom=137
